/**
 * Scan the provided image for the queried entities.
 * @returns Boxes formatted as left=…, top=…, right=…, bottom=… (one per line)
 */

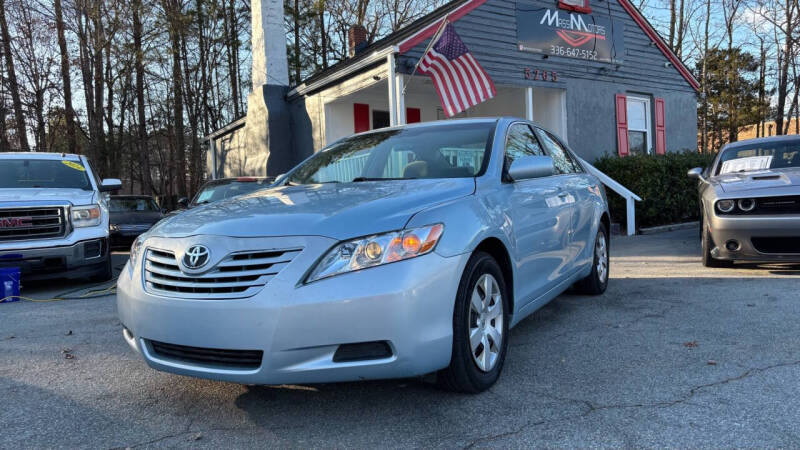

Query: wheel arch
left=473, top=237, right=514, bottom=315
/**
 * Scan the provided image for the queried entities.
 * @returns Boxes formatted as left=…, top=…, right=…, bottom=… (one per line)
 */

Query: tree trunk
left=133, top=0, right=152, bottom=195
left=164, top=0, right=187, bottom=197
left=54, top=0, right=77, bottom=154
left=700, top=0, right=710, bottom=153
left=0, top=0, right=30, bottom=151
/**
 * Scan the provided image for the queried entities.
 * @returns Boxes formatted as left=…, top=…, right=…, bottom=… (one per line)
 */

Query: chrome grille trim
left=143, top=247, right=301, bottom=299
left=0, top=206, right=67, bottom=241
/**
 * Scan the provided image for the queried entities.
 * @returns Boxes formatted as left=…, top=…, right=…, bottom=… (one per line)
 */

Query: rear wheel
left=574, top=223, right=609, bottom=295
left=438, top=252, right=509, bottom=393
left=702, top=218, right=733, bottom=268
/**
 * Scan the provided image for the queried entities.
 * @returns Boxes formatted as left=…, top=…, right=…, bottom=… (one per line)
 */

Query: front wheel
left=438, top=252, right=509, bottom=393
left=574, top=222, right=609, bottom=295
left=702, top=219, right=733, bottom=268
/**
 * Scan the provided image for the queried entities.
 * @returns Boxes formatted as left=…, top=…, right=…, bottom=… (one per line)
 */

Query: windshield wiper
left=352, top=177, right=414, bottom=182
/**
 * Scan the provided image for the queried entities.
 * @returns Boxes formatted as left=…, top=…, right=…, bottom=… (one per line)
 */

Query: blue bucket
left=0, top=267, right=21, bottom=303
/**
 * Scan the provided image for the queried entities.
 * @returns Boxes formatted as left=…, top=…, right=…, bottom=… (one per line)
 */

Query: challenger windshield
left=0, top=159, right=92, bottom=190
left=286, top=122, right=495, bottom=185
left=717, top=141, right=800, bottom=175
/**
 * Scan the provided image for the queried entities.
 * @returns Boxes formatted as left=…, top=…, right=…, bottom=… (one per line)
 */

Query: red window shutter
left=354, top=103, right=370, bottom=133
left=654, top=97, right=666, bottom=155
left=615, top=94, right=629, bottom=157
left=406, top=107, right=421, bottom=124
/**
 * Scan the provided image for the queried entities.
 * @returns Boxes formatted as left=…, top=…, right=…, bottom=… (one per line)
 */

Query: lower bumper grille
left=149, top=340, right=263, bottom=369
left=751, top=237, right=800, bottom=254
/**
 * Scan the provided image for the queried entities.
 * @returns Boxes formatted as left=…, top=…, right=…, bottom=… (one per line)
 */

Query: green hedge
left=592, top=151, right=716, bottom=231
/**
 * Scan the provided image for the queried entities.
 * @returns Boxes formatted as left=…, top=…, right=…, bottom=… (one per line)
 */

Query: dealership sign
left=516, top=6, right=624, bottom=63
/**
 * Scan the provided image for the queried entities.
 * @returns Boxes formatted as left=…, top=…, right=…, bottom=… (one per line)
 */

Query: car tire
left=702, top=220, right=733, bottom=268
left=89, top=256, right=114, bottom=282
left=574, top=222, right=609, bottom=295
left=438, top=251, right=509, bottom=394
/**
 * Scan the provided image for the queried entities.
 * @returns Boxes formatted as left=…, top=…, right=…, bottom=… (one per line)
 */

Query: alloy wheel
left=596, top=231, right=608, bottom=282
left=469, top=274, right=504, bottom=372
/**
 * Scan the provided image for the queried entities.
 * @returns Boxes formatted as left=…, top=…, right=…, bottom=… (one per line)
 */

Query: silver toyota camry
left=689, top=135, right=800, bottom=267
left=117, top=118, right=611, bottom=393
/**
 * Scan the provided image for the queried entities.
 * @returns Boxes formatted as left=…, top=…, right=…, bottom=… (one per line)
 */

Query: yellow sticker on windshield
left=62, top=160, right=86, bottom=171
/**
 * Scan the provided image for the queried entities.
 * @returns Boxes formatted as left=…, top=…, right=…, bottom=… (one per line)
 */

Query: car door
left=502, top=123, right=573, bottom=306
left=535, top=127, right=595, bottom=269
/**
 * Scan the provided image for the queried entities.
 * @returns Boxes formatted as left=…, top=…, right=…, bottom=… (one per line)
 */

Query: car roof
left=111, top=195, right=155, bottom=199
left=343, top=117, right=507, bottom=139
left=0, top=152, right=82, bottom=161
left=722, top=134, right=800, bottom=150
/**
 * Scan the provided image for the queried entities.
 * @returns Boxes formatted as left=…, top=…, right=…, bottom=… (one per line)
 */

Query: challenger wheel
left=438, top=252, right=509, bottom=393
left=574, top=222, right=609, bottom=295
left=702, top=218, right=733, bottom=268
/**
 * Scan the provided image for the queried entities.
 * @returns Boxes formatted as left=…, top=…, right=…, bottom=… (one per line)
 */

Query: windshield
left=110, top=198, right=160, bottom=212
left=0, top=159, right=92, bottom=190
left=286, top=122, right=495, bottom=185
left=716, top=141, right=800, bottom=175
left=192, top=181, right=270, bottom=205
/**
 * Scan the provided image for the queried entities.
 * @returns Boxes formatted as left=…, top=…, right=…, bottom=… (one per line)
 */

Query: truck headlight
left=71, top=204, right=102, bottom=227
left=306, top=224, right=444, bottom=283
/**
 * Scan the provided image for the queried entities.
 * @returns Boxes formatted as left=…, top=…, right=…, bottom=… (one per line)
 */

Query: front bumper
left=117, top=234, right=469, bottom=385
left=708, top=213, right=800, bottom=262
left=0, top=237, right=110, bottom=279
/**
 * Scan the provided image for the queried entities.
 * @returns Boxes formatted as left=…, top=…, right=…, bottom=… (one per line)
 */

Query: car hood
left=0, top=188, right=95, bottom=205
left=712, top=167, right=800, bottom=193
left=110, top=211, right=164, bottom=225
left=148, top=178, right=475, bottom=240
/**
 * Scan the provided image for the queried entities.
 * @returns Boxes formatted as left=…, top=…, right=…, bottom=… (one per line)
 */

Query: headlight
left=72, top=204, right=102, bottom=227
left=716, top=200, right=735, bottom=213
left=109, top=224, right=119, bottom=232
left=738, top=198, right=756, bottom=212
left=306, top=224, right=444, bottom=283
left=128, top=234, right=146, bottom=275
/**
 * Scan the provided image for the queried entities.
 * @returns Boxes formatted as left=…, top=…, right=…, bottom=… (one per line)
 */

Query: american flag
left=417, top=23, right=496, bottom=117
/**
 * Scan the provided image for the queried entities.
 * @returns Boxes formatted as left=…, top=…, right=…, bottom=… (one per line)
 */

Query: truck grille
left=143, top=247, right=301, bottom=299
left=0, top=207, right=66, bottom=242
left=148, top=340, right=263, bottom=369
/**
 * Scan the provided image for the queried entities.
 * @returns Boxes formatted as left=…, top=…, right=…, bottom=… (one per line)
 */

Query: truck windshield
left=0, top=159, right=93, bottom=190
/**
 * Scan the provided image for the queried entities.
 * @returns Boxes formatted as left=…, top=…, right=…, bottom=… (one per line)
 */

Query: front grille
left=751, top=237, right=800, bottom=254
left=149, top=340, right=263, bottom=369
left=0, top=207, right=66, bottom=241
left=143, top=247, right=301, bottom=298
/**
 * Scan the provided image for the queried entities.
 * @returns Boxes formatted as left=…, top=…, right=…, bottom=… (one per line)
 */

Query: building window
left=626, top=95, right=652, bottom=155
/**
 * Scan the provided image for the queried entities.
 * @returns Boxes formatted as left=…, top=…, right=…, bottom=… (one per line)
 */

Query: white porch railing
left=579, top=157, right=642, bottom=236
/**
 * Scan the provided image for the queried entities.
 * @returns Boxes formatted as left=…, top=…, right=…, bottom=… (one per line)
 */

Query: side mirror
left=507, top=155, right=555, bottom=181
left=177, top=197, right=189, bottom=209
left=687, top=167, right=705, bottom=181
left=99, top=178, right=122, bottom=192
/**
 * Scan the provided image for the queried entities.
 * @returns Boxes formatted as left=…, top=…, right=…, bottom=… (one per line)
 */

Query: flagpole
left=402, top=14, right=450, bottom=96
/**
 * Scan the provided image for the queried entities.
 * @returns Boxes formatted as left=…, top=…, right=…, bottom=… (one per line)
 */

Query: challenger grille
left=0, top=207, right=66, bottom=241
left=148, top=340, right=263, bottom=369
left=751, top=237, right=800, bottom=254
left=143, top=247, right=300, bottom=298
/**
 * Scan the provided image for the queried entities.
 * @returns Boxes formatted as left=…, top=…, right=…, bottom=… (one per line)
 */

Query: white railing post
left=578, top=157, right=642, bottom=236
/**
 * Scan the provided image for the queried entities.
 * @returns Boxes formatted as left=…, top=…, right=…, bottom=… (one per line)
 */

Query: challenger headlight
left=109, top=223, right=119, bottom=232
left=716, top=200, right=735, bottom=213
left=72, top=204, right=102, bottom=227
left=306, top=224, right=444, bottom=283
left=738, top=198, right=756, bottom=212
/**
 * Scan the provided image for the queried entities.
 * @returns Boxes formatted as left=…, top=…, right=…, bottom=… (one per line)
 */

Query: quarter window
left=536, top=129, right=582, bottom=174
left=504, top=123, right=545, bottom=169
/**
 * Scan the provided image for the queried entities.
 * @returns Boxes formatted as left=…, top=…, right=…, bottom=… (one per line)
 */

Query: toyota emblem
left=183, top=245, right=210, bottom=269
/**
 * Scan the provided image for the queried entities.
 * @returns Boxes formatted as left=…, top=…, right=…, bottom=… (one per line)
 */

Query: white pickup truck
left=0, top=152, right=121, bottom=281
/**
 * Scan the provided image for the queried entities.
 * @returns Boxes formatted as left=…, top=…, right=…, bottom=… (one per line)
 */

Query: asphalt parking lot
left=1, top=228, right=799, bottom=448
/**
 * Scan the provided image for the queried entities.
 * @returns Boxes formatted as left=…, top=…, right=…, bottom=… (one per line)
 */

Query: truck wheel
left=438, top=252, right=509, bottom=393
left=90, top=256, right=114, bottom=282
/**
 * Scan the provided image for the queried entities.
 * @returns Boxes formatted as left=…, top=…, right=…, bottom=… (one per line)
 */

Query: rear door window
left=535, top=129, right=582, bottom=174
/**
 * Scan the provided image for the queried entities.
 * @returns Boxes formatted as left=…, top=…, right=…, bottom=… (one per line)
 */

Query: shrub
left=592, top=151, right=716, bottom=231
